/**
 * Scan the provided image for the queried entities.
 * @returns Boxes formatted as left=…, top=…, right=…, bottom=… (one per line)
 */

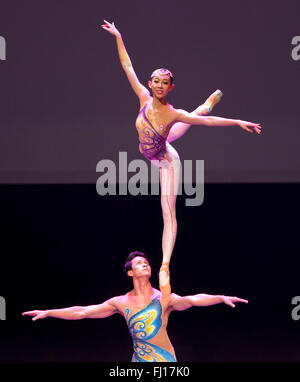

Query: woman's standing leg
left=154, top=144, right=181, bottom=294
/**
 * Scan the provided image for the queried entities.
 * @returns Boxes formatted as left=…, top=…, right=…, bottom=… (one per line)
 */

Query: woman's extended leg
left=167, top=89, right=223, bottom=143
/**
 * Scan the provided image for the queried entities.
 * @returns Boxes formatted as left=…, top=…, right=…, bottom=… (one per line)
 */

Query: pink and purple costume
left=136, top=101, right=172, bottom=160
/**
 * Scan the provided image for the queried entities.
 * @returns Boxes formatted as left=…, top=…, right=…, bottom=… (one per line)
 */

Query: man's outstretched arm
left=22, top=297, right=120, bottom=321
left=168, top=293, right=248, bottom=311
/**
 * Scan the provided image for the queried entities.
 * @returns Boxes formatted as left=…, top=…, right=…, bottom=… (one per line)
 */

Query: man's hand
left=22, top=310, right=48, bottom=321
left=220, top=296, right=248, bottom=308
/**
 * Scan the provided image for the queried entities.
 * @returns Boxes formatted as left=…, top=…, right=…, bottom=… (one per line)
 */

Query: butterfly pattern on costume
left=125, top=297, right=176, bottom=362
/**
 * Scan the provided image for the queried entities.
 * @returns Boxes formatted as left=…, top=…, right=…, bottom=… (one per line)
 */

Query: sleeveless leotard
left=135, top=102, right=168, bottom=160
left=125, top=297, right=176, bottom=362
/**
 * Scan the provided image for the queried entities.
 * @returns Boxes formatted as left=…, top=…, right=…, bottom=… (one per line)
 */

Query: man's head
left=124, top=251, right=151, bottom=278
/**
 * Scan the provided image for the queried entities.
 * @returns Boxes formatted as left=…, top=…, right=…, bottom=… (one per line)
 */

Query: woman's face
left=148, top=75, right=174, bottom=98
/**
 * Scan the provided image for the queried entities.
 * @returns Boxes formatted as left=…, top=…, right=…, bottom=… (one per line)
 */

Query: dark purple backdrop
left=0, top=0, right=299, bottom=183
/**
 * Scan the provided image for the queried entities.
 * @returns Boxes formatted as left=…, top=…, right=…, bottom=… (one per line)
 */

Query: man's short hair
left=124, top=251, right=150, bottom=275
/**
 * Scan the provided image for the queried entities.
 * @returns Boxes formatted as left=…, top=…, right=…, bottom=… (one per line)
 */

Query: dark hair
left=124, top=251, right=150, bottom=275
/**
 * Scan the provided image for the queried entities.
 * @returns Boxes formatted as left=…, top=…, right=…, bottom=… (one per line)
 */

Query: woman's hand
left=237, top=120, right=262, bottom=134
left=101, top=20, right=121, bottom=37
left=22, top=310, right=48, bottom=321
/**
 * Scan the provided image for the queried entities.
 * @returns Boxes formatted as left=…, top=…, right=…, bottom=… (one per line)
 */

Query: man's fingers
left=22, top=311, right=34, bottom=316
left=33, top=313, right=46, bottom=321
left=22, top=310, right=47, bottom=320
left=226, top=300, right=235, bottom=308
left=225, top=297, right=248, bottom=307
left=233, top=297, right=248, bottom=304
left=238, top=298, right=248, bottom=303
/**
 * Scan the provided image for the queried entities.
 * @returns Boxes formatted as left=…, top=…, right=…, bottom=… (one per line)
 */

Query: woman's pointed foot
left=159, top=262, right=171, bottom=296
left=201, top=89, right=223, bottom=115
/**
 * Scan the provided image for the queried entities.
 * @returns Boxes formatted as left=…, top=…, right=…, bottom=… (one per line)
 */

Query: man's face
left=128, top=256, right=151, bottom=278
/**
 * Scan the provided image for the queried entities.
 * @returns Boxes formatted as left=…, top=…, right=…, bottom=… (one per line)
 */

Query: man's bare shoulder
left=108, top=292, right=132, bottom=307
left=161, top=292, right=182, bottom=312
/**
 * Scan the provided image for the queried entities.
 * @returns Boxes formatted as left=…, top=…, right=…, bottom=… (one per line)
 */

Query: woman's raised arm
left=101, top=20, right=150, bottom=102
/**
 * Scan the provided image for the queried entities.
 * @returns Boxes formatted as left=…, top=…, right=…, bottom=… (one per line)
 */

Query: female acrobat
left=101, top=21, right=261, bottom=292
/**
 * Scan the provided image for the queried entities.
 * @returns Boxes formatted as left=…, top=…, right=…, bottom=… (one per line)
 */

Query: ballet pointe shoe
left=201, top=89, right=223, bottom=115
left=159, top=262, right=171, bottom=296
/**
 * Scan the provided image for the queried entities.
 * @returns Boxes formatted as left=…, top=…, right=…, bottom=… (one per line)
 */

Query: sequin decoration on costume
left=135, top=102, right=167, bottom=160
left=151, top=68, right=174, bottom=82
left=125, top=297, right=176, bottom=362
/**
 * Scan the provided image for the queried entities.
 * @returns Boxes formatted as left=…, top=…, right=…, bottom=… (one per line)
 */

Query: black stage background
left=1, top=183, right=299, bottom=363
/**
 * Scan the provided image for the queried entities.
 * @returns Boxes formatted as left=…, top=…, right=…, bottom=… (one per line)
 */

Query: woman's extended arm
left=101, top=20, right=150, bottom=101
left=22, top=297, right=120, bottom=321
left=175, top=109, right=261, bottom=134
left=167, top=90, right=223, bottom=143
